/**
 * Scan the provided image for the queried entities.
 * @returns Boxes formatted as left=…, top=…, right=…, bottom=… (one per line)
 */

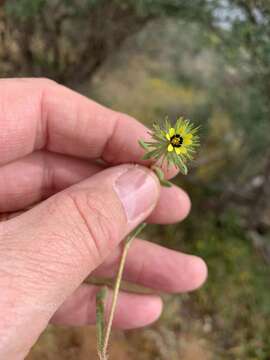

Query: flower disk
left=139, top=117, right=200, bottom=175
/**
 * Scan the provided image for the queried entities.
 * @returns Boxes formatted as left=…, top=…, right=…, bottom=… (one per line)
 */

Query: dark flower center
left=170, top=134, right=183, bottom=148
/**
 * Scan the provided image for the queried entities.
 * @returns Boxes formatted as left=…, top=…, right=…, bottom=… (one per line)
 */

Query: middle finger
left=91, top=238, right=207, bottom=293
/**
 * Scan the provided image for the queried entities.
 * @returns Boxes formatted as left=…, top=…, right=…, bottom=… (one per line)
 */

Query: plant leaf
left=151, top=166, right=172, bottom=187
left=152, top=166, right=165, bottom=181
left=96, top=286, right=108, bottom=355
left=160, top=179, right=173, bottom=187
left=142, top=149, right=159, bottom=160
left=138, top=139, right=149, bottom=150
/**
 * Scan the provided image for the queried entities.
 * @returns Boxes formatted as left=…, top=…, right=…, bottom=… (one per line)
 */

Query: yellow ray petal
left=166, top=133, right=170, bottom=141
left=167, top=144, right=174, bottom=152
left=183, top=138, right=192, bottom=146
left=181, top=147, right=187, bottom=154
left=176, top=146, right=187, bottom=155
left=185, top=133, right=193, bottom=140
left=161, top=130, right=167, bottom=137
left=169, top=128, right=175, bottom=137
left=178, top=125, right=186, bottom=135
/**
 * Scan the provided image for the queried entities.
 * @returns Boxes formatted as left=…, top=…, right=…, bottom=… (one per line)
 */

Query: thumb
left=0, top=164, right=159, bottom=359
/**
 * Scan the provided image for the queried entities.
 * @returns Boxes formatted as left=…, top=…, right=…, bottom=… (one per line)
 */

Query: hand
left=0, top=78, right=207, bottom=359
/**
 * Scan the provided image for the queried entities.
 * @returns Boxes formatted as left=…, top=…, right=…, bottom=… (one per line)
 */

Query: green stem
left=100, top=223, right=147, bottom=359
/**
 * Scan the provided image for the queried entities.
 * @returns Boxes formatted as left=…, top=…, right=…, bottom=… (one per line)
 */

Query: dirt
left=27, top=326, right=213, bottom=360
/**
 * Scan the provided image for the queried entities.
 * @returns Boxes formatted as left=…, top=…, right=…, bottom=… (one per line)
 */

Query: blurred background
left=1, top=0, right=270, bottom=359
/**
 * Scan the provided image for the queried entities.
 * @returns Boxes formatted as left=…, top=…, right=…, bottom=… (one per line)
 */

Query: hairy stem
left=100, top=223, right=147, bottom=359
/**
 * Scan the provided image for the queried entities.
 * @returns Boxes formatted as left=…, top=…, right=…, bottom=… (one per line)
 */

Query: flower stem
left=100, top=222, right=147, bottom=359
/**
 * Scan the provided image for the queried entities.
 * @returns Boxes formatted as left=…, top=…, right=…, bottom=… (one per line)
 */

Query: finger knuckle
left=65, top=189, right=118, bottom=263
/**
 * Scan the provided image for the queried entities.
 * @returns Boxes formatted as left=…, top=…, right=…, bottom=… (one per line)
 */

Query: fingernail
left=114, top=166, right=159, bottom=223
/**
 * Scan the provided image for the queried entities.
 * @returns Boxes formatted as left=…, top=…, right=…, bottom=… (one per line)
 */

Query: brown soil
left=27, top=326, right=213, bottom=360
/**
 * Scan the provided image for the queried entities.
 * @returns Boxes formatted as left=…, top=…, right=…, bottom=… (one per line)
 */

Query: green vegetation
left=129, top=212, right=270, bottom=359
left=182, top=213, right=270, bottom=359
left=1, top=0, right=270, bottom=359
left=88, top=15, right=270, bottom=357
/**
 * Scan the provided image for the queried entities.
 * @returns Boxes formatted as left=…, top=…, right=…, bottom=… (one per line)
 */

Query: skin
left=0, top=78, right=207, bottom=359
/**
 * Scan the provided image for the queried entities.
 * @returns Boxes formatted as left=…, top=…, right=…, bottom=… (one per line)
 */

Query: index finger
left=0, top=78, right=176, bottom=178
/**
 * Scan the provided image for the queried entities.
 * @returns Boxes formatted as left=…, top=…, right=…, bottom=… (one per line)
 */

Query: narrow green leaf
left=151, top=166, right=173, bottom=187
left=96, top=286, right=108, bottom=354
left=175, top=117, right=182, bottom=132
left=152, top=166, right=165, bottom=181
left=138, top=139, right=149, bottom=150
left=142, top=150, right=159, bottom=160
left=126, top=222, right=147, bottom=245
left=177, top=156, right=188, bottom=175
left=172, top=152, right=188, bottom=175
left=180, top=163, right=188, bottom=175
left=160, top=179, right=173, bottom=187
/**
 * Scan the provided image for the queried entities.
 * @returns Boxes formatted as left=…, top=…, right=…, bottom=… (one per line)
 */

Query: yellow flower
left=138, top=116, right=200, bottom=175
left=166, top=125, right=194, bottom=155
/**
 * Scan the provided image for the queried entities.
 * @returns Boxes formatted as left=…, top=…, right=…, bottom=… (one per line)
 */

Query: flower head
left=139, top=117, right=199, bottom=175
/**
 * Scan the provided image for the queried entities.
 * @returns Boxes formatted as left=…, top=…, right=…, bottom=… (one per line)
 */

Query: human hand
left=0, top=78, right=207, bottom=359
